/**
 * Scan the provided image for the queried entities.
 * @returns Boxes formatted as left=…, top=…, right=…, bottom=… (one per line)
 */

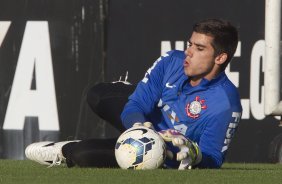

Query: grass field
left=1, top=160, right=282, bottom=184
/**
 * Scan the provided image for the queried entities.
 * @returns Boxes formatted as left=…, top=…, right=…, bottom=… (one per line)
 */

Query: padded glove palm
left=158, top=129, right=202, bottom=170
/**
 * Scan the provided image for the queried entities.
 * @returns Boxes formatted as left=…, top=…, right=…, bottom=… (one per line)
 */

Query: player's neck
left=190, top=78, right=201, bottom=87
left=190, top=67, right=221, bottom=87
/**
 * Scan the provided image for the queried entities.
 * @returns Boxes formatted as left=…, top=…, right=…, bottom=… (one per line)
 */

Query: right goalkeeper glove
left=158, top=129, right=202, bottom=170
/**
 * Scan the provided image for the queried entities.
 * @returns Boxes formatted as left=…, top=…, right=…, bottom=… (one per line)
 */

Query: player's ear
left=215, top=53, right=228, bottom=65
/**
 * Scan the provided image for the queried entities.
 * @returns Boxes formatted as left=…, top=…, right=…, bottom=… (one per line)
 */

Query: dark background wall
left=0, top=0, right=281, bottom=162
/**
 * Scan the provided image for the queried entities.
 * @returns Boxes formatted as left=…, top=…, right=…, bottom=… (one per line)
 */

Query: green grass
left=1, top=160, right=282, bottom=184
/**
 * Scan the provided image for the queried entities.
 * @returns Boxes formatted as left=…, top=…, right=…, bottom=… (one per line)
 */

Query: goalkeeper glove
left=158, top=129, right=202, bottom=170
left=132, top=122, right=154, bottom=129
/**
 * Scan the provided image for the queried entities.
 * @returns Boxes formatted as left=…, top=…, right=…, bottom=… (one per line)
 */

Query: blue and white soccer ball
left=115, top=126, right=166, bottom=169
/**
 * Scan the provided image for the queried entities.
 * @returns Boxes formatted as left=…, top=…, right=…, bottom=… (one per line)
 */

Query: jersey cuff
left=121, top=112, right=147, bottom=129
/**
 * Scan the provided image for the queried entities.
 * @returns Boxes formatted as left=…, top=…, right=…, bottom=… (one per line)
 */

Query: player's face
left=184, top=32, right=218, bottom=85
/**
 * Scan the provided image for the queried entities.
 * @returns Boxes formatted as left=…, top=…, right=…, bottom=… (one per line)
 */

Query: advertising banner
left=0, top=0, right=108, bottom=159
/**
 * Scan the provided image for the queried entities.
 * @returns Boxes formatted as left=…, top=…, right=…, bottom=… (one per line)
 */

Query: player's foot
left=25, top=140, right=80, bottom=167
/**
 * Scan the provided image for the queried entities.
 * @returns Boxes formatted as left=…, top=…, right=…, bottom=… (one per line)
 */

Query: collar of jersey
left=181, top=71, right=227, bottom=94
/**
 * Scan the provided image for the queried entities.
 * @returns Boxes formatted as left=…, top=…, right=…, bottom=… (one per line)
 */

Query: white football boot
left=25, top=140, right=80, bottom=167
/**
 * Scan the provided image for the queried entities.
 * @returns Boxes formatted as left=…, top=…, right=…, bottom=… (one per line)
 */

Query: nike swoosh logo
left=166, top=82, right=176, bottom=88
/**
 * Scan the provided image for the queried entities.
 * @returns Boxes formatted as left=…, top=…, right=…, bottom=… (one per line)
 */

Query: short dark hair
left=193, top=18, right=238, bottom=69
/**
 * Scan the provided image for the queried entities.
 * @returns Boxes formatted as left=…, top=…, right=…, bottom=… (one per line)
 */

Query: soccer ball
left=115, top=126, right=166, bottom=169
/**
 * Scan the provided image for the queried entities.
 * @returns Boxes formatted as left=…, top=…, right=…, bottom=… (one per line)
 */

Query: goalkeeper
left=25, top=18, right=242, bottom=169
left=120, top=18, right=242, bottom=169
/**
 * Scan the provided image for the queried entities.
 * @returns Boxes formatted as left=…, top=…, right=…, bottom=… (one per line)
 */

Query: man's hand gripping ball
left=158, top=129, right=202, bottom=170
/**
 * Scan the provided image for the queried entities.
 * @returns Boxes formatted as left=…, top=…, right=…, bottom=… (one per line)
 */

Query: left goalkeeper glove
left=158, top=129, right=202, bottom=170
left=132, top=122, right=154, bottom=129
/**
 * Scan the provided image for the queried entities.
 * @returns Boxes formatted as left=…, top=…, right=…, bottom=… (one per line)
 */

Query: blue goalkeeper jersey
left=121, top=50, right=242, bottom=168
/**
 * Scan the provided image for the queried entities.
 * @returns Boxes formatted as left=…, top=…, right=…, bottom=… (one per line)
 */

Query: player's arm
left=121, top=51, right=173, bottom=128
left=196, top=110, right=241, bottom=168
left=158, top=109, right=241, bottom=169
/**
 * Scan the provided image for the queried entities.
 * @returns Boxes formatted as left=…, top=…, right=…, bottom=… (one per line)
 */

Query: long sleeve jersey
left=121, top=50, right=242, bottom=168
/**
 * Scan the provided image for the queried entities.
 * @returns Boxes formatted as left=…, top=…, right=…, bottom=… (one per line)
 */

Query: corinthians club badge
left=186, top=96, right=207, bottom=119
